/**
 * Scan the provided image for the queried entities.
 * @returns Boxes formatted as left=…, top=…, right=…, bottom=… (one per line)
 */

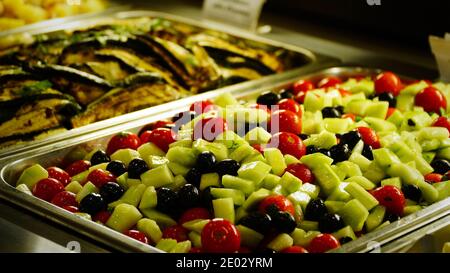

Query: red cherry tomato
left=162, top=225, right=189, bottom=242
left=374, top=72, right=402, bottom=96
left=62, top=205, right=79, bottom=213
left=269, top=109, right=302, bottom=135
left=357, top=127, right=381, bottom=149
left=139, top=130, right=152, bottom=144
left=285, top=163, right=315, bottom=184
left=433, top=116, right=450, bottom=135
left=268, top=132, right=306, bottom=159
left=51, top=191, right=78, bottom=208
left=338, top=88, right=351, bottom=97
left=47, top=167, right=71, bottom=186
left=190, top=100, right=216, bottom=115
left=138, top=120, right=174, bottom=136
left=124, top=230, right=149, bottom=244
left=178, top=207, right=211, bottom=224
left=281, top=246, right=309, bottom=253
left=258, top=195, right=295, bottom=216
left=248, top=103, right=271, bottom=114
left=308, top=234, right=340, bottom=253
left=189, top=247, right=203, bottom=253
left=87, top=169, right=116, bottom=188
left=201, top=219, right=241, bottom=253
left=33, top=178, right=65, bottom=202
left=342, top=113, right=356, bottom=122
left=415, top=86, right=447, bottom=114
left=238, top=246, right=252, bottom=253
left=292, top=80, right=315, bottom=95
left=386, top=107, right=397, bottom=119
left=145, top=128, right=177, bottom=152
left=318, top=76, right=342, bottom=88
left=93, top=210, right=112, bottom=224
left=65, top=160, right=91, bottom=177
left=371, top=185, right=406, bottom=216
left=277, top=98, right=302, bottom=117
left=251, top=144, right=265, bottom=154
left=424, top=173, right=443, bottom=184
left=106, top=132, right=141, bottom=155
left=193, top=117, right=228, bottom=141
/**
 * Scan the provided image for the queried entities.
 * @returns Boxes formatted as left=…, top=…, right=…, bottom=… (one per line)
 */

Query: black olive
left=431, top=159, right=450, bottom=174
left=306, top=145, right=320, bottom=155
left=304, top=199, right=328, bottom=221
left=340, top=131, right=361, bottom=149
left=335, top=105, right=345, bottom=115
left=185, top=167, right=202, bottom=187
left=378, top=92, right=397, bottom=108
left=200, top=186, right=216, bottom=208
left=177, top=184, right=200, bottom=208
left=215, top=159, right=240, bottom=177
left=256, top=91, right=280, bottom=106
left=407, top=119, right=416, bottom=127
left=402, top=185, right=422, bottom=203
left=329, top=143, right=351, bottom=163
left=156, top=187, right=179, bottom=216
left=319, top=213, right=345, bottom=233
left=319, top=148, right=331, bottom=157
left=127, top=158, right=149, bottom=179
left=271, top=210, right=296, bottom=233
left=384, top=212, right=401, bottom=223
left=298, top=134, right=309, bottom=140
left=106, top=160, right=127, bottom=177
left=362, top=144, right=374, bottom=160
left=172, top=110, right=197, bottom=123
left=196, top=151, right=216, bottom=173
left=238, top=211, right=272, bottom=234
left=79, top=193, right=105, bottom=216
left=90, top=150, right=110, bottom=166
left=100, top=182, right=125, bottom=203
left=339, top=237, right=354, bottom=244
left=279, top=89, right=295, bottom=99
left=321, top=107, right=341, bottom=118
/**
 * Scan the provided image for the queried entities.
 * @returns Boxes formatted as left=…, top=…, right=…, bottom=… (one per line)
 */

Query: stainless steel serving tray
left=0, top=9, right=339, bottom=158
left=2, top=66, right=448, bottom=253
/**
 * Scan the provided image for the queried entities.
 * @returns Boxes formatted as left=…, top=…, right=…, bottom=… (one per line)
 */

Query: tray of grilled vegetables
left=0, top=11, right=335, bottom=155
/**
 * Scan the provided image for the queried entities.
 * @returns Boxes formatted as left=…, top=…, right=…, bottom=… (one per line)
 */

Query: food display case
left=0, top=0, right=448, bottom=254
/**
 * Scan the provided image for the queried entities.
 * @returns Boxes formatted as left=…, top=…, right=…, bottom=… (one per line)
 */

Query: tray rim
left=0, top=9, right=339, bottom=158
left=2, top=65, right=446, bottom=253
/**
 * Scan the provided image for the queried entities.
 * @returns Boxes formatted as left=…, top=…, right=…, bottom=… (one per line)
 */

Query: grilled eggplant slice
left=71, top=73, right=182, bottom=127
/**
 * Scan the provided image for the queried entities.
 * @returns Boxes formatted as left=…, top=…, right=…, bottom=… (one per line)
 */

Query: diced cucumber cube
left=193, top=139, right=228, bottom=161
left=403, top=205, right=422, bottom=215
left=332, top=225, right=357, bottom=240
left=338, top=199, right=369, bottom=232
left=381, top=177, right=402, bottom=189
left=298, top=220, right=318, bottom=231
left=111, top=149, right=140, bottom=166
left=303, top=130, right=337, bottom=149
left=188, top=231, right=202, bottom=248
left=182, top=219, right=210, bottom=233
left=141, top=164, right=174, bottom=188
left=280, top=172, right=302, bottom=193
left=261, top=174, right=281, bottom=190
left=214, top=130, right=247, bottom=151
left=147, top=155, right=169, bottom=169
left=365, top=205, right=386, bottom=232
left=349, top=153, right=371, bottom=171
left=137, top=218, right=162, bottom=243
left=65, top=181, right=83, bottom=194
left=237, top=161, right=271, bottom=185
left=237, top=225, right=264, bottom=249
left=327, top=182, right=352, bottom=202
left=245, top=127, right=272, bottom=145
left=325, top=201, right=346, bottom=214
left=214, top=91, right=238, bottom=107
left=106, top=203, right=142, bottom=233
left=16, top=164, right=48, bottom=189
left=139, top=186, right=157, bottom=209
left=344, top=183, right=379, bottom=210
left=170, top=241, right=192, bottom=253
left=299, top=183, right=320, bottom=199
left=264, top=148, right=287, bottom=176
left=345, top=176, right=376, bottom=190
left=167, top=162, right=189, bottom=176
left=15, top=184, right=32, bottom=195
left=229, top=143, right=254, bottom=163
left=213, top=198, right=235, bottom=223
left=288, top=191, right=311, bottom=211
left=141, top=208, right=176, bottom=228
left=109, top=184, right=146, bottom=208
left=386, top=163, right=424, bottom=186
left=433, top=181, right=450, bottom=201
left=267, top=233, right=293, bottom=252
left=76, top=181, right=98, bottom=203
left=166, top=146, right=197, bottom=167
left=311, top=164, right=341, bottom=196
left=210, top=188, right=245, bottom=206
left=156, top=239, right=177, bottom=252
left=300, top=153, right=334, bottom=168
left=221, top=175, right=255, bottom=196
left=417, top=180, right=439, bottom=203
left=284, top=154, right=300, bottom=166
left=363, top=161, right=386, bottom=184
left=242, top=188, right=271, bottom=211
left=199, top=173, right=220, bottom=191
left=291, top=229, right=320, bottom=247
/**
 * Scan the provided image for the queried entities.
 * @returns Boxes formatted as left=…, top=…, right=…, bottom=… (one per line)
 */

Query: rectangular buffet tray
left=0, top=9, right=339, bottom=158
left=1, top=66, right=448, bottom=253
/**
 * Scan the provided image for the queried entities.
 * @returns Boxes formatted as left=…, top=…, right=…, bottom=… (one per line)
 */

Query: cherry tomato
left=106, top=132, right=141, bottom=155
left=145, top=128, right=177, bottom=152
left=338, top=88, right=351, bottom=97
left=62, top=205, right=79, bottom=213
left=193, top=117, right=228, bottom=141
left=190, top=100, right=216, bottom=115
left=342, top=113, right=356, bottom=121
left=285, top=163, right=315, bottom=184
left=281, top=246, right=308, bottom=253
left=357, top=127, right=380, bottom=149
left=138, top=120, right=174, bottom=136
left=277, top=98, right=302, bottom=117
left=371, top=185, right=406, bottom=216
left=433, top=116, right=450, bottom=135
left=251, top=144, right=265, bottom=154
left=386, top=107, right=397, bottom=119
left=238, top=246, right=252, bottom=253
left=93, top=210, right=112, bottom=224
left=258, top=195, right=295, bottom=216
left=163, top=225, right=189, bottom=242
left=178, top=207, right=211, bottom=224
left=33, top=178, right=65, bottom=202
left=415, top=86, right=447, bottom=113
left=51, top=191, right=78, bottom=208
left=65, top=160, right=91, bottom=177
left=318, top=76, right=342, bottom=88
left=189, top=247, right=203, bottom=253
left=374, top=72, right=402, bottom=96
left=139, top=130, right=152, bottom=144
left=307, top=234, right=340, bottom=253
left=87, top=169, right=116, bottom=188
left=269, top=109, right=302, bottom=135
left=201, top=219, right=241, bottom=253
left=124, top=230, right=149, bottom=244
left=47, top=167, right=71, bottom=186
left=268, top=132, right=306, bottom=159
left=424, top=173, right=443, bottom=184
left=292, top=80, right=315, bottom=95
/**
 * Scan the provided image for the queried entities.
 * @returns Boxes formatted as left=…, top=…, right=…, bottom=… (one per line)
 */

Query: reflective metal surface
left=1, top=66, right=448, bottom=253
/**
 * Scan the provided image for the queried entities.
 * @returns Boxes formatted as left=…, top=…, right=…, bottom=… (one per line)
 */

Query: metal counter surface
left=0, top=0, right=439, bottom=252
